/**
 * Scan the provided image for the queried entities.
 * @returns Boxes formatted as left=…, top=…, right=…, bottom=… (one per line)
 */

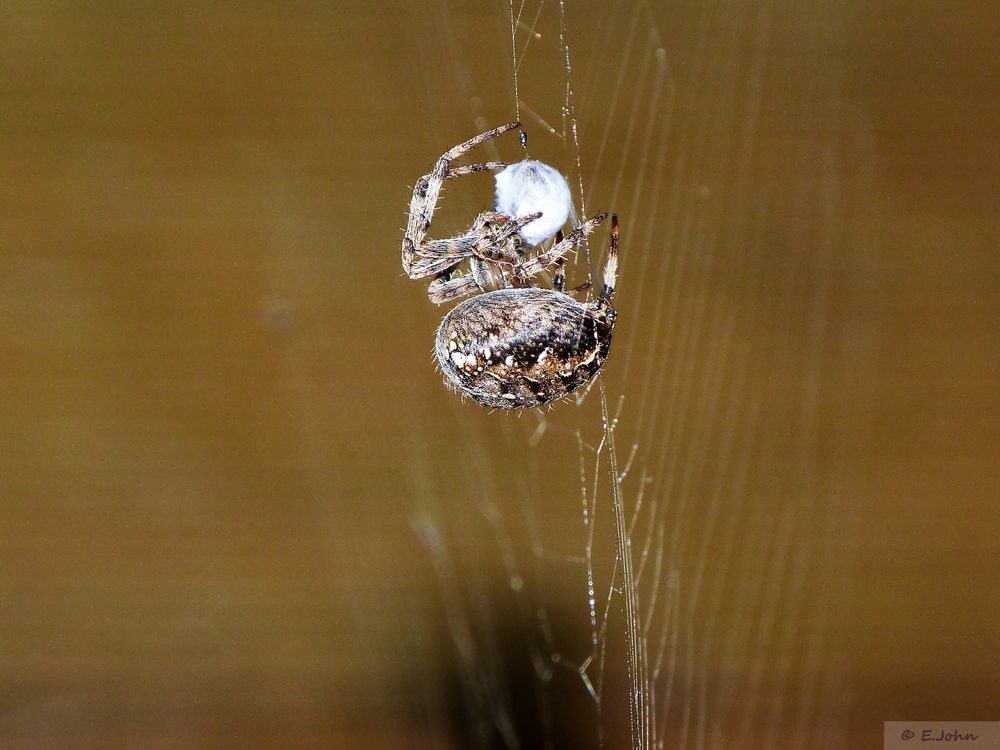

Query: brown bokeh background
left=1, top=1, right=997, bottom=748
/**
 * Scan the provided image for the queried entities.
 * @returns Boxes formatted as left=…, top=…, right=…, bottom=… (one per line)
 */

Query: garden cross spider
left=401, top=122, right=621, bottom=409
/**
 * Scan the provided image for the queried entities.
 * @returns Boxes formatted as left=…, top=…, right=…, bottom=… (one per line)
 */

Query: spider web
left=408, top=1, right=874, bottom=748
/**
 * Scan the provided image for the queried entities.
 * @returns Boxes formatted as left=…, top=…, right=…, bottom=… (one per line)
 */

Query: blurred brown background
left=1, top=1, right=997, bottom=748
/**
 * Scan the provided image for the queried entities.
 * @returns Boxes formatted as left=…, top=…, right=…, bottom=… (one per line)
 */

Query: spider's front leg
left=406, top=209, right=541, bottom=285
left=470, top=210, right=541, bottom=263
left=402, top=122, right=524, bottom=278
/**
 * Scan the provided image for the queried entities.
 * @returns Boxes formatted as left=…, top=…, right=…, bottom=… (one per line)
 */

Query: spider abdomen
left=435, top=288, right=616, bottom=409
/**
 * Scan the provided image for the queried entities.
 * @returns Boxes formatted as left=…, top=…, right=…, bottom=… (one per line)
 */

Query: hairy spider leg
left=402, top=122, right=523, bottom=278
left=407, top=236, right=479, bottom=279
left=468, top=211, right=544, bottom=295
left=601, top=214, right=620, bottom=302
left=469, top=256, right=504, bottom=293
left=549, top=234, right=591, bottom=296
left=444, top=162, right=509, bottom=179
left=427, top=273, right=479, bottom=304
left=552, top=232, right=566, bottom=291
left=407, top=210, right=541, bottom=283
left=471, top=211, right=540, bottom=262
left=514, top=212, right=609, bottom=280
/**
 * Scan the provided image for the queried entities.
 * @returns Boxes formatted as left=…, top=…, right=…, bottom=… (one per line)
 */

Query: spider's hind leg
left=600, top=214, right=620, bottom=301
left=552, top=232, right=566, bottom=292
left=548, top=232, right=591, bottom=296
left=428, top=273, right=479, bottom=305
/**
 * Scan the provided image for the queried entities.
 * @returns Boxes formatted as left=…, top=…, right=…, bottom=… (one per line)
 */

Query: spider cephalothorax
left=402, top=122, right=620, bottom=409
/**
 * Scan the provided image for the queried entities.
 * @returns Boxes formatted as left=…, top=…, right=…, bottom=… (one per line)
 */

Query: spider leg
left=514, top=212, right=608, bottom=280
left=437, top=210, right=539, bottom=268
left=552, top=259, right=566, bottom=292
left=600, top=214, right=620, bottom=301
left=404, top=211, right=540, bottom=283
left=470, top=256, right=511, bottom=292
left=549, top=231, right=593, bottom=296
left=409, top=236, right=479, bottom=278
left=402, top=122, right=523, bottom=278
left=407, top=208, right=541, bottom=282
left=408, top=207, right=538, bottom=279
left=439, top=122, right=523, bottom=162
left=552, top=232, right=566, bottom=291
left=444, top=162, right=509, bottom=179
left=488, top=210, right=542, bottom=249
left=428, top=273, right=479, bottom=305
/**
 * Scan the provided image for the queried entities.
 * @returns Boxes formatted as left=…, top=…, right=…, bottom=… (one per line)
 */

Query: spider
left=402, top=122, right=620, bottom=409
